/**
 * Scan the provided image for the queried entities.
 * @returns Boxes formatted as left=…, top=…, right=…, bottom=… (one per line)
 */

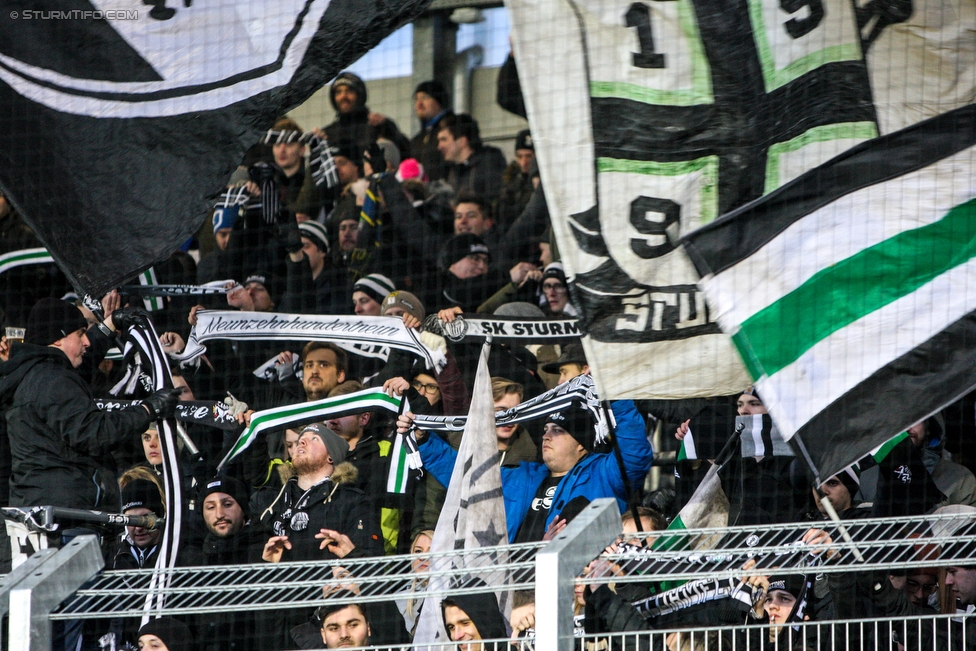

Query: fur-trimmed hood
left=276, top=460, right=358, bottom=486
left=263, top=461, right=361, bottom=522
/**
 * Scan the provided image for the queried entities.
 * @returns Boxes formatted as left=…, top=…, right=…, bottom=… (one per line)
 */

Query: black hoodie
left=441, top=588, right=508, bottom=642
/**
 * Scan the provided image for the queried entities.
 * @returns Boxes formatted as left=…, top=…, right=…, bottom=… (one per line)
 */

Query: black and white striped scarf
left=412, top=373, right=614, bottom=447
left=118, top=281, right=236, bottom=298
left=115, top=322, right=183, bottom=622
left=261, top=129, right=339, bottom=190
left=300, top=132, right=340, bottom=189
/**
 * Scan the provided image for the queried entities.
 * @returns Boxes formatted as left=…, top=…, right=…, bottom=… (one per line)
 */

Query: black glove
left=278, top=220, right=302, bottom=254
left=111, top=306, right=151, bottom=332
left=364, top=142, right=386, bottom=175
left=142, top=388, right=182, bottom=420
left=248, top=161, right=280, bottom=184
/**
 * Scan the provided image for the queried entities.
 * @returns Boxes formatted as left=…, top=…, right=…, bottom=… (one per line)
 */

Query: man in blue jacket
left=397, top=399, right=652, bottom=543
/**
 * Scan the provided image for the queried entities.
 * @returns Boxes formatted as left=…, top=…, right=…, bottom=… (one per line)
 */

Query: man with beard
left=322, top=72, right=410, bottom=160
left=253, top=423, right=383, bottom=650
left=197, top=475, right=254, bottom=563
left=256, top=423, right=382, bottom=563
left=191, top=475, right=262, bottom=651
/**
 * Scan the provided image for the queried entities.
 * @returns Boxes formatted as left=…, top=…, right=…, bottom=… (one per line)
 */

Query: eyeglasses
left=542, top=283, right=567, bottom=293
left=412, top=381, right=440, bottom=394
left=906, top=579, right=938, bottom=595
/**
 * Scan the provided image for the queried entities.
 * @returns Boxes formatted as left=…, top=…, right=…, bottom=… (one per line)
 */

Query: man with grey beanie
left=255, top=422, right=383, bottom=563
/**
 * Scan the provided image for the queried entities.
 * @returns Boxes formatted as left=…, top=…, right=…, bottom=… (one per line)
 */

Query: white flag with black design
left=413, top=341, right=510, bottom=645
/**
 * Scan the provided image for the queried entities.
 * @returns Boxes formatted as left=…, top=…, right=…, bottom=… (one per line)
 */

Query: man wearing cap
left=539, top=262, right=576, bottom=318
left=497, top=129, right=536, bottom=229
left=541, top=341, right=589, bottom=385
left=256, top=422, right=383, bottom=563
left=437, top=114, right=507, bottom=203
left=0, top=298, right=179, bottom=513
left=192, top=475, right=263, bottom=651
left=411, top=80, right=453, bottom=182
left=352, top=273, right=396, bottom=316
left=814, top=469, right=869, bottom=519
left=197, top=203, right=240, bottom=284
left=113, top=477, right=166, bottom=570
left=322, top=72, right=410, bottom=162
left=437, top=233, right=511, bottom=313
left=226, top=272, right=277, bottom=313
left=137, top=618, right=193, bottom=651
left=399, top=398, right=652, bottom=543
left=197, top=475, right=254, bottom=564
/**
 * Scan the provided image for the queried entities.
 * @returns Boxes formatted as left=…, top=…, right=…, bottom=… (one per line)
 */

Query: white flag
left=413, top=341, right=510, bottom=645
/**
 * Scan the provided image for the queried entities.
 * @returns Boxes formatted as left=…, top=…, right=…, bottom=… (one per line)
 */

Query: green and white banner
left=508, top=0, right=975, bottom=399
left=683, top=105, right=976, bottom=481
left=217, top=387, right=404, bottom=470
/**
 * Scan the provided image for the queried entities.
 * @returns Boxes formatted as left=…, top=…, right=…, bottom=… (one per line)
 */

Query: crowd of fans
left=1, top=69, right=975, bottom=651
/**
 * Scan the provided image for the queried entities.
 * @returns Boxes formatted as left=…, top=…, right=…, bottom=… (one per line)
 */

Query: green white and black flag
left=682, top=104, right=976, bottom=482
left=507, top=0, right=975, bottom=399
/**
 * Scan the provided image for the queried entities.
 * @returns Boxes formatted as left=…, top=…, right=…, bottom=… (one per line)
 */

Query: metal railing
left=4, top=502, right=975, bottom=650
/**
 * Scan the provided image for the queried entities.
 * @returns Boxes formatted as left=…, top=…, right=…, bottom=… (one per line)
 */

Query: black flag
left=0, top=0, right=429, bottom=295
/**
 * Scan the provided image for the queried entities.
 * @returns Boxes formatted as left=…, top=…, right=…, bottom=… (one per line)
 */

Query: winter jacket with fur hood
left=253, top=462, right=384, bottom=562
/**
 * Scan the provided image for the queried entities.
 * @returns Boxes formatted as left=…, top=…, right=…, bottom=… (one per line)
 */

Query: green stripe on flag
left=737, top=199, right=976, bottom=378
left=0, top=248, right=54, bottom=275
left=222, top=390, right=402, bottom=467
left=871, top=431, right=910, bottom=463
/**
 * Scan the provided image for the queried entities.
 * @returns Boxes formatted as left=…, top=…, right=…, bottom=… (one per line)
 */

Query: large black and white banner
left=0, top=0, right=430, bottom=296
left=508, top=0, right=976, bottom=399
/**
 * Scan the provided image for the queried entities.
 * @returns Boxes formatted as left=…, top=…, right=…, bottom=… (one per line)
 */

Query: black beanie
left=415, top=80, right=449, bottom=110
left=515, top=129, right=533, bottom=152
left=545, top=401, right=595, bottom=451
left=767, top=574, right=807, bottom=601
left=438, top=233, right=491, bottom=271
left=199, top=475, right=249, bottom=517
left=121, top=479, right=165, bottom=516
left=138, top=617, right=192, bottom=651
left=330, top=71, right=367, bottom=110
left=25, top=298, right=88, bottom=346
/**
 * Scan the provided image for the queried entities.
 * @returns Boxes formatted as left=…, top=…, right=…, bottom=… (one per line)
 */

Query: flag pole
left=790, top=433, right=865, bottom=562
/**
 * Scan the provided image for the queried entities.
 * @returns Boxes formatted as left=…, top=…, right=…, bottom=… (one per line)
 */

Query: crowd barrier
left=2, top=500, right=974, bottom=651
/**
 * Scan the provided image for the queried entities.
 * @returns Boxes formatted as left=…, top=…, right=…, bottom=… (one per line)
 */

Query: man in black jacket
left=255, top=422, right=383, bottom=563
left=437, top=114, right=507, bottom=204
left=322, top=71, right=410, bottom=160
left=0, top=298, right=178, bottom=514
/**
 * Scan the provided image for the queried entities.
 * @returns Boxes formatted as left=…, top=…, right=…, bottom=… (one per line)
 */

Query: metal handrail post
left=0, top=548, right=58, bottom=646
left=8, top=535, right=104, bottom=651
left=535, top=498, right=620, bottom=651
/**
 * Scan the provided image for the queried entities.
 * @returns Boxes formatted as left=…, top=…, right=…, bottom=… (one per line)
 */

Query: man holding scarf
left=397, top=398, right=652, bottom=543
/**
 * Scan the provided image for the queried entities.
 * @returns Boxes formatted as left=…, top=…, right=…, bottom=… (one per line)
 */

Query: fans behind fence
left=2, top=73, right=976, bottom=651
